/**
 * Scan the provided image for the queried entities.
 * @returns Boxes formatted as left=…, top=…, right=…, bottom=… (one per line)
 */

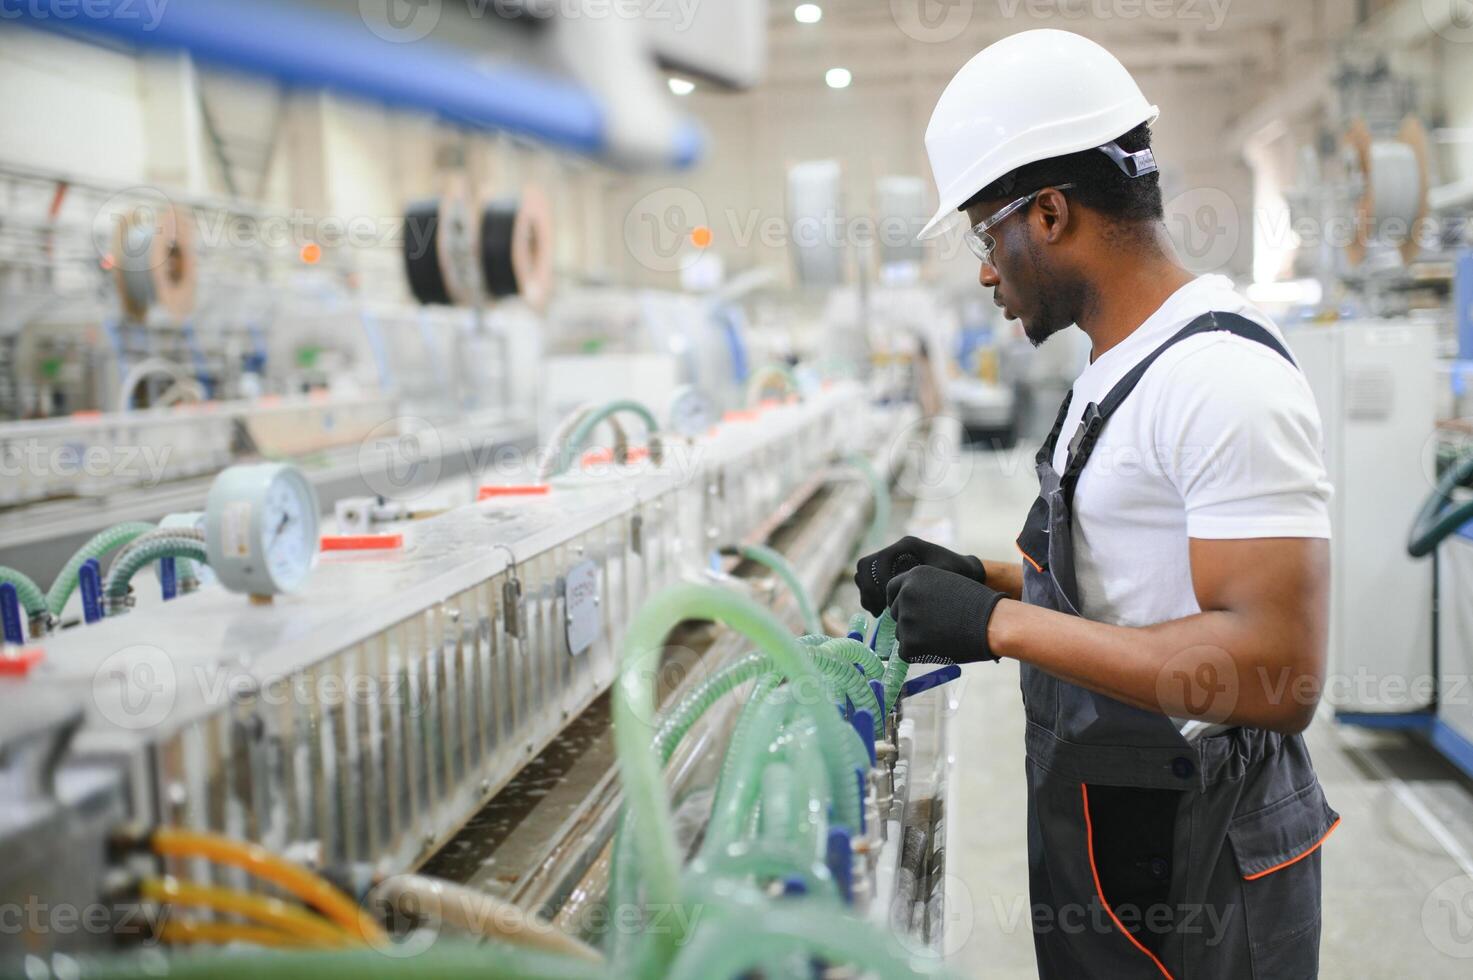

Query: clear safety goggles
left=962, top=183, right=1075, bottom=265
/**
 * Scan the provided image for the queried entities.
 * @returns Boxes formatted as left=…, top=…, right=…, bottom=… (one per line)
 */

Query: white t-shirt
left=1047, top=275, right=1333, bottom=739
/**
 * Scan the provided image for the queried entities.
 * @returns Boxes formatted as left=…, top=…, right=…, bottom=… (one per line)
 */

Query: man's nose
left=979, top=261, right=999, bottom=287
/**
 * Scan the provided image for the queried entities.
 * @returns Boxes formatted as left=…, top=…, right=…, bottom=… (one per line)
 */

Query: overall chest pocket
left=1227, top=780, right=1339, bottom=979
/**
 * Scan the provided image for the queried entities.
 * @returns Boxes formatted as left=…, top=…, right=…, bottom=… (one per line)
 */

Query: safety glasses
left=963, top=183, right=1075, bottom=265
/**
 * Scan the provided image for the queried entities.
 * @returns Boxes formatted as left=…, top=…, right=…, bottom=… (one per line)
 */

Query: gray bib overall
left=1014, top=313, right=1340, bottom=979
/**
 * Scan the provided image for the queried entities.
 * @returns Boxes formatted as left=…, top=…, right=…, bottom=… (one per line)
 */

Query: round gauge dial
left=666, top=385, right=717, bottom=438
left=205, top=463, right=320, bottom=597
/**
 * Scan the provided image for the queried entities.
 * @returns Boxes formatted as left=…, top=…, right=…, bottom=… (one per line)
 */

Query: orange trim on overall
left=1016, top=540, right=1044, bottom=574
left=1241, top=817, right=1341, bottom=881
left=1080, top=783, right=1176, bottom=980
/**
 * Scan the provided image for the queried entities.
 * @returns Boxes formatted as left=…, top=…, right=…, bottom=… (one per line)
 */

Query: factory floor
left=937, top=447, right=1473, bottom=979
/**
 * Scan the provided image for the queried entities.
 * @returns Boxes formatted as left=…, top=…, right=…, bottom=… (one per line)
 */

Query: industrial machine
left=1284, top=319, right=1438, bottom=716
left=1403, top=451, right=1473, bottom=778
left=0, top=385, right=962, bottom=976
left=0, top=5, right=973, bottom=974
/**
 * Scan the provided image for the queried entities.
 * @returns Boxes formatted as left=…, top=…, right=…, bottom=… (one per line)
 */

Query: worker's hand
left=854, top=536, right=985, bottom=616
left=886, top=566, right=1005, bottom=665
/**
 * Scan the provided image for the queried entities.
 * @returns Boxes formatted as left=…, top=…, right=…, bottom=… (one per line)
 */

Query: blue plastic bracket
left=868, top=679, right=887, bottom=718
left=854, top=768, right=867, bottom=835
left=826, top=827, right=854, bottom=904
left=846, top=630, right=865, bottom=642
left=853, top=710, right=876, bottom=768
left=160, top=557, right=178, bottom=601
left=80, top=559, right=104, bottom=624
left=900, top=664, right=962, bottom=701
left=0, top=584, right=23, bottom=644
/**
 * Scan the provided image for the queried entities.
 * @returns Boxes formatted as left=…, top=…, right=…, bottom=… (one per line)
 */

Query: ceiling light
left=825, top=67, right=851, bottom=89
left=668, top=77, right=695, bottom=96
left=795, top=3, right=822, bottom=23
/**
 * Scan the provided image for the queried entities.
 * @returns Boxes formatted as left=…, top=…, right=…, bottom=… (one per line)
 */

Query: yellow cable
left=150, top=828, right=387, bottom=944
left=157, top=918, right=302, bottom=949
left=141, top=878, right=353, bottom=948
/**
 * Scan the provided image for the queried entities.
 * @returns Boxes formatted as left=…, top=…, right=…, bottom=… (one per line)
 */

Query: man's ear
left=1033, top=187, right=1071, bottom=244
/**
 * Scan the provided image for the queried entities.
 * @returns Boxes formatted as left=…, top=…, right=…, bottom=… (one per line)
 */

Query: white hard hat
left=918, top=29, right=1159, bottom=240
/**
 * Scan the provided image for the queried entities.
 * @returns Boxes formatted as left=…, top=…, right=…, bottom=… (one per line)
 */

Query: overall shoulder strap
left=1060, top=311, right=1296, bottom=497
left=1036, top=389, right=1075, bottom=465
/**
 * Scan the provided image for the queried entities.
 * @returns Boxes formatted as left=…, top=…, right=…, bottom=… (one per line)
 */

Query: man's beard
left=1023, top=298, right=1072, bottom=348
left=1020, top=240, right=1074, bottom=348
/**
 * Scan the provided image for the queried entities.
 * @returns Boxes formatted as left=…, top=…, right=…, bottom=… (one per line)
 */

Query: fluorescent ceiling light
left=668, top=77, right=695, bottom=96
left=795, top=4, right=822, bottom=24
left=825, top=67, right=851, bottom=89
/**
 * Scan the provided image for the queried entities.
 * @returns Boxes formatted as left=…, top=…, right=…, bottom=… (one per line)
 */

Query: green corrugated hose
left=103, top=538, right=208, bottom=602
left=737, top=543, right=821, bottom=634
left=873, top=609, right=898, bottom=661
left=819, top=634, right=883, bottom=681
left=47, top=521, right=155, bottom=616
left=552, top=399, right=662, bottom=478
left=0, top=566, right=47, bottom=618
left=652, top=653, right=770, bottom=765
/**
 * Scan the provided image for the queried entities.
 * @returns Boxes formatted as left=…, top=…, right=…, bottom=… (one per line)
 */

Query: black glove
left=886, top=566, right=1005, bottom=665
left=854, top=535, right=986, bottom=616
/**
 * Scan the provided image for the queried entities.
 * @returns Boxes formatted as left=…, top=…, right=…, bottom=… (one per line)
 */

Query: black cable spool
left=403, top=198, right=452, bottom=305
left=480, top=199, right=522, bottom=299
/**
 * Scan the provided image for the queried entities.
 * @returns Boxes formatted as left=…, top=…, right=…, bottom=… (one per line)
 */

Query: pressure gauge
left=205, top=463, right=320, bottom=598
left=666, top=385, right=717, bottom=438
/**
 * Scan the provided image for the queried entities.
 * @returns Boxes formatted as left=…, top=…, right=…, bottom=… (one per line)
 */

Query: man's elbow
left=1252, top=662, right=1324, bottom=735
left=1260, top=699, right=1318, bottom=735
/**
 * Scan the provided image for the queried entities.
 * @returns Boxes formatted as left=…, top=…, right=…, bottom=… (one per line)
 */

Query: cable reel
left=112, top=201, right=198, bottom=322
left=403, top=181, right=553, bottom=310
left=1343, top=116, right=1430, bottom=268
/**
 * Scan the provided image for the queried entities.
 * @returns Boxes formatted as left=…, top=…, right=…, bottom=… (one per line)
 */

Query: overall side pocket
left=1227, top=780, right=1339, bottom=979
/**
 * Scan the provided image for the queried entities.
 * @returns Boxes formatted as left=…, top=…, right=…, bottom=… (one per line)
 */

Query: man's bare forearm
left=987, top=599, right=1324, bottom=733
left=980, top=559, right=1024, bottom=601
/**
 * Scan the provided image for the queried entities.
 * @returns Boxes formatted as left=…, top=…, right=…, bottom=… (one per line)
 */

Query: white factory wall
left=597, top=64, right=1260, bottom=293
left=1435, top=35, right=1473, bottom=189
left=0, top=24, right=607, bottom=304
left=0, top=29, right=150, bottom=185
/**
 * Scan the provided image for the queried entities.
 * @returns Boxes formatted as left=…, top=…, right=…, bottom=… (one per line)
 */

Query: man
left=856, top=30, right=1339, bottom=980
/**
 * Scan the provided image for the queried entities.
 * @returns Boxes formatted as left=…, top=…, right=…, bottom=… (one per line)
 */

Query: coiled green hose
left=0, top=566, right=48, bottom=618
left=613, top=584, right=864, bottom=950
left=760, top=762, right=796, bottom=848
left=695, top=842, right=838, bottom=903
left=776, top=711, right=834, bottom=856
left=704, top=685, right=795, bottom=851
left=552, top=399, right=662, bottom=478
left=109, top=528, right=205, bottom=577
left=607, top=667, right=783, bottom=960
left=873, top=609, right=898, bottom=661
left=819, top=635, right=883, bottom=681
left=745, top=363, right=801, bottom=406
left=664, top=891, right=952, bottom=980
left=47, top=521, right=155, bottom=616
left=882, top=651, right=911, bottom=715
left=651, top=653, right=770, bottom=764
left=804, top=643, right=883, bottom=737
left=736, top=543, right=821, bottom=634
left=104, top=538, right=208, bottom=602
